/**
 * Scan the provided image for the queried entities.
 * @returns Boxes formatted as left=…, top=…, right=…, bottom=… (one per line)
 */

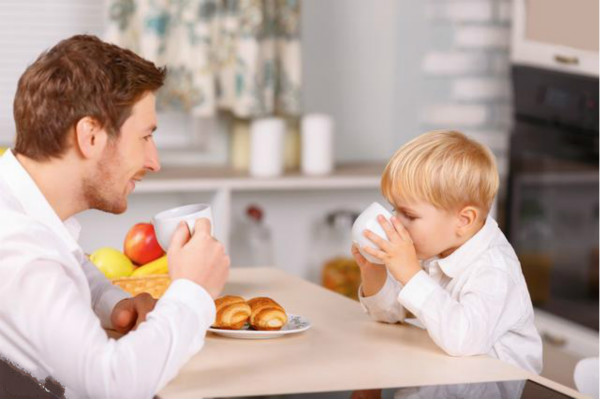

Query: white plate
left=208, top=314, right=311, bottom=339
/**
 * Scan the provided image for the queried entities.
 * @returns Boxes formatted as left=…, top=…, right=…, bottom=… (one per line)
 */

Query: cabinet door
left=511, top=0, right=599, bottom=77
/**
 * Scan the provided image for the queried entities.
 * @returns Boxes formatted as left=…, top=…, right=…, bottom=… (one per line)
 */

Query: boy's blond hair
left=381, top=130, right=499, bottom=215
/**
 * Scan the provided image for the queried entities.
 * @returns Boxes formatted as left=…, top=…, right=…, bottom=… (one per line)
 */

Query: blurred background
left=0, top=0, right=597, bottom=388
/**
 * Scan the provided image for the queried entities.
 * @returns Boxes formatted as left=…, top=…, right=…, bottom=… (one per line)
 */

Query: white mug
left=152, top=203, right=213, bottom=251
left=351, top=202, right=393, bottom=264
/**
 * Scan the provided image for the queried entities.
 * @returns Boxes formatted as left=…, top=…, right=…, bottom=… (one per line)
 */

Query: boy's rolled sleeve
left=359, top=274, right=406, bottom=323
left=397, top=270, right=438, bottom=317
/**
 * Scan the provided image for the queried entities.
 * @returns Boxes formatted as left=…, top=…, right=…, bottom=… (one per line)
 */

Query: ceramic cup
left=152, top=203, right=213, bottom=251
left=351, top=202, right=393, bottom=264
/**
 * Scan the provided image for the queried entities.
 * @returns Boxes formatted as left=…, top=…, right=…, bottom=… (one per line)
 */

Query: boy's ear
left=456, top=205, right=479, bottom=237
left=74, top=117, right=107, bottom=159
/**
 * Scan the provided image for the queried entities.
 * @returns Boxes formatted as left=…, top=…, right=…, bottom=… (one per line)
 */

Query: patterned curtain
left=105, top=0, right=302, bottom=118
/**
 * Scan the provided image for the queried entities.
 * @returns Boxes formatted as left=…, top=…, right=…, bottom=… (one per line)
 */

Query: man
left=0, top=35, right=230, bottom=398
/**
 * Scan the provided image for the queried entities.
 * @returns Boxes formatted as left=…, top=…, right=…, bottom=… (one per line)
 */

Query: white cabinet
left=535, top=309, right=599, bottom=389
left=511, top=0, right=599, bottom=77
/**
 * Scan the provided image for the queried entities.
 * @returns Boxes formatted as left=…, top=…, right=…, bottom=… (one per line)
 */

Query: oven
left=506, top=65, right=598, bottom=330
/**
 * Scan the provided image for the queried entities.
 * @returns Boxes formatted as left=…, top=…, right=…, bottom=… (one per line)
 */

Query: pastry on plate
left=247, top=297, right=288, bottom=331
left=212, top=295, right=252, bottom=330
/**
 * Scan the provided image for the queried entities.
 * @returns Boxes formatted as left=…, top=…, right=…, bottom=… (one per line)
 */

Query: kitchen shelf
left=132, top=162, right=386, bottom=250
left=135, top=162, right=385, bottom=193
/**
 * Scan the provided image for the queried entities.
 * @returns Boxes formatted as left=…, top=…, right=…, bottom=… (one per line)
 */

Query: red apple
left=124, top=223, right=164, bottom=265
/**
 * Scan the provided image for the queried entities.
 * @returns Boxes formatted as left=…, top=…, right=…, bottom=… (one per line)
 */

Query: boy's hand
left=351, top=244, right=387, bottom=297
left=361, top=215, right=421, bottom=285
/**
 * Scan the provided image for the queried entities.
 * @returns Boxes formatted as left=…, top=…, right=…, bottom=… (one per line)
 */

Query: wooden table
left=159, top=267, right=587, bottom=399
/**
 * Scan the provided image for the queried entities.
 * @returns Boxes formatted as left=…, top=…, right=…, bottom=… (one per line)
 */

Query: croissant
left=212, top=296, right=252, bottom=330
left=247, top=297, right=288, bottom=331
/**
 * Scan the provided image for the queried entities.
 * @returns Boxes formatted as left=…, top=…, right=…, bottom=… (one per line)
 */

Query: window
left=0, top=0, right=227, bottom=165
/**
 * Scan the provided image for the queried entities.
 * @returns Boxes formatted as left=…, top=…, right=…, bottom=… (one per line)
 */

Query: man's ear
left=456, top=206, right=479, bottom=237
left=74, top=117, right=107, bottom=159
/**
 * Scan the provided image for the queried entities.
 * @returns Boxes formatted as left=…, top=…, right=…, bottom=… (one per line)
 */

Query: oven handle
left=554, top=54, right=580, bottom=65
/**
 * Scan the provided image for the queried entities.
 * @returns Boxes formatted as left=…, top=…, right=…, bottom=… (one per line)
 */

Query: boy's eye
left=402, top=212, right=417, bottom=221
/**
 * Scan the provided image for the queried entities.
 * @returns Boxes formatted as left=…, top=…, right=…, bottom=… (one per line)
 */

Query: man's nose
left=145, top=141, right=161, bottom=172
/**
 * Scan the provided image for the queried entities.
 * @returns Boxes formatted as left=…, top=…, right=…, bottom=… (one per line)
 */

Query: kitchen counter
left=159, top=267, right=586, bottom=399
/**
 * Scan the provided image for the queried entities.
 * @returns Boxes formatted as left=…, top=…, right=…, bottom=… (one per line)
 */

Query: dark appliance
left=506, top=65, right=599, bottom=330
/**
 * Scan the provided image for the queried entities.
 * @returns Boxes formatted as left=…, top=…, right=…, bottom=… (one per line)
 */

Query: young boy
left=352, top=130, right=543, bottom=374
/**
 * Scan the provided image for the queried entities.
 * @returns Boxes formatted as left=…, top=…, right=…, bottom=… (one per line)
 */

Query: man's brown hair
left=13, top=34, right=166, bottom=160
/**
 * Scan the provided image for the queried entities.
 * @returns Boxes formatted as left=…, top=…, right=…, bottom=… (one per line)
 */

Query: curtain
left=105, top=0, right=302, bottom=118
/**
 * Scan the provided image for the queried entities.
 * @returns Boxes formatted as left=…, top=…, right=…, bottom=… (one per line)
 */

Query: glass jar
left=230, top=204, right=274, bottom=267
left=310, top=210, right=361, bottom=300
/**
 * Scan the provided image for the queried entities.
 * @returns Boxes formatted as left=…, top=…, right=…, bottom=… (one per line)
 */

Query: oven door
left=506, top=120, right=599, bottom=330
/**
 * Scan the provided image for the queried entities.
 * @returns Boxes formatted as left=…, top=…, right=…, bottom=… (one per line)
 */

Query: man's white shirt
left=359, top=216, right=543, bottom=374
left=0, top=150, right=216, bottom=398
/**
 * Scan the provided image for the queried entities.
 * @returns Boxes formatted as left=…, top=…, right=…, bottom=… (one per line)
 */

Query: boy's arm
left=358, top=272, right=407, bottom=323
left=352, top=245, right=407, bottom=323
left=397, top=267, right=510, bottom=356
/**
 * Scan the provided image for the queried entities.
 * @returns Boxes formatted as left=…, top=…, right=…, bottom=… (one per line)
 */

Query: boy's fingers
left=362, top=244, right=386, bottom=261
left=391, top=216, right=413, bottom=244
left=377, top=215, right=400, bottom=242
left=351, top=245, right=369, bottom=266
left=363, top=229, right=391, bottom=252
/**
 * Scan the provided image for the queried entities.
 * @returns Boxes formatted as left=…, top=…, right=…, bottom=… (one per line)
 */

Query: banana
left=131, top=255, right=168, bottom=277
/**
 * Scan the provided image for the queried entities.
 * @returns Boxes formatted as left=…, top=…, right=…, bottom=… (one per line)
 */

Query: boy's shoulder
left=467, top=230, right=527, bottom=288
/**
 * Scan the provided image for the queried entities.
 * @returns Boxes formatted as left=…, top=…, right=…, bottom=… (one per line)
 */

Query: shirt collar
left=435, top=216, right=499, bottom=279
left=0, top=150, right=82, bottom=253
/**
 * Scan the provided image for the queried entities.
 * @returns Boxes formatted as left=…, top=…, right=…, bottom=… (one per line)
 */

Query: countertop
left=159, top=267, right=587, bottom=399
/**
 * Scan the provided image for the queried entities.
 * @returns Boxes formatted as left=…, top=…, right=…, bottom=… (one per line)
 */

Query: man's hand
left=361, top=215, right=421, bottom=285
left=351, top=389, right=382, bottom=399
left=167, top=218, right=230, bottom=299
left=111, top=293, right=157, bottom=334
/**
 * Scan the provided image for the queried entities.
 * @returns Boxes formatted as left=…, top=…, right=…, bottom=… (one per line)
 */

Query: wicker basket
left=112, top=274, right=171, bottom=298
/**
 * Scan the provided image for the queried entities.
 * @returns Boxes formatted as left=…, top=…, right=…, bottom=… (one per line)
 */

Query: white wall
left=302, top=0, right=408, bottom=163
left=302, top=0, right=512, bottom=170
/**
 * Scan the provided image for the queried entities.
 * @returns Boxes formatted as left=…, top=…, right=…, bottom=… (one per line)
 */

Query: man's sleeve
left=5, top=255, right=215, bottom=399
left=80, top=256, right=131, bottom=329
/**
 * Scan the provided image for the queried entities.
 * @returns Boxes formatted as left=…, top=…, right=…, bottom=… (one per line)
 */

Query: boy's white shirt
left=359, top=216, right=543, bottom=374
left=0, top=150, right=216, bottom=399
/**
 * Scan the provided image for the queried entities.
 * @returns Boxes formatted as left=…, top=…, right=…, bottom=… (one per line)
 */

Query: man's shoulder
left=0, top=208, right=62, bottom=253
left=0, top=175, right=22, bottom=211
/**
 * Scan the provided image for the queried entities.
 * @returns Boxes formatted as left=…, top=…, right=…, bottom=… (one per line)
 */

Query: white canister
left=250, top=117, right=286, bottom=178
left=301, top=114, right=334, bottom=175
